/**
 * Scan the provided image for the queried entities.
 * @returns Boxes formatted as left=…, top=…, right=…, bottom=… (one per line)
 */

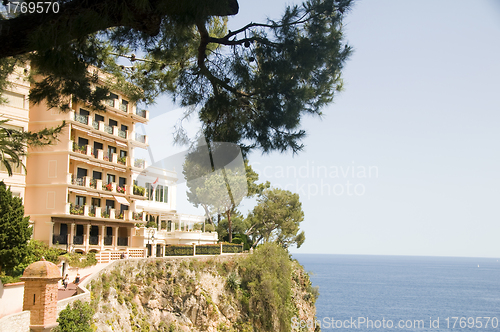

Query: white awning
left=69, top=188, right=99, bottom=197
left=116, top=140, right=127, bottom=147
left=114, top=195, right=130, bottom=206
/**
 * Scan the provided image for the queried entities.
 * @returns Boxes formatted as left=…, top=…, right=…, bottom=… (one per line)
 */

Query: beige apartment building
left=1, top=68, right=217, bottom=262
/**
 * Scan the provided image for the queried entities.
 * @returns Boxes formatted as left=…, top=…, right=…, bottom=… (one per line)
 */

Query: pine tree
left=0, top=181, right=32, bottom=274
left=0, top=0, right=353, bottom=155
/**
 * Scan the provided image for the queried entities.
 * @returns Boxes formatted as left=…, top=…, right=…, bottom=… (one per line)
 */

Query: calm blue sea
left=293, top=254, right=500, bottom=331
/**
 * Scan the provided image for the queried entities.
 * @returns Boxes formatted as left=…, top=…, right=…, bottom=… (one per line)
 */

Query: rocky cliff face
left=90, top=247, right=318, bottom=332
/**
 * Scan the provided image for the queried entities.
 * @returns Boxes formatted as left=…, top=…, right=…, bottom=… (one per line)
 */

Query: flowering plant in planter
left=118, top=156, right=127, bottom=165
left=104, top=183, right=113, bottom=191
left=116, top=186, right=125, bottom=194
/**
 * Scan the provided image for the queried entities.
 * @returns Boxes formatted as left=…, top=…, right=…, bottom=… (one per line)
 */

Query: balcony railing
left=89, top=236, right=99, bottom=245
left=53, top=234, right=68, bottom=245
left=135, top=133, right=146, bottom=144
left=116, top=185, right=126, bottom=194
left=89, top=205, right=96, bottom=217
left=104, top=124, right=113, bottom=134
left=136, top=109, right=147, bottom=118
left=104, top=236, right=113, bottom=246
left=117, top=129, right=126, bottom=139
left=73, top=235, right=84, bottom=245
left=90, top=178, right=97, bottom=189
left=132, top=212, right=143, bottom=221
left=72, top=176, right=84, bottom=186
left=70, top=204, right=84, bottom=215
left=74, top=113, right=88, bottom=125
left=92, top=120, right=99, bottom=130
left=103, top=182, right=113, bottom=192
left=117, top=156, right=127, bottom=166
left=134, top=158, right=145, bottom=168
left=119, top=104, right=127, bottom=112
left=105, top=99, right=115, bottom=107
left=117, top=237, right=128, bottom=246
left=72, top=143, right=86, bottom=154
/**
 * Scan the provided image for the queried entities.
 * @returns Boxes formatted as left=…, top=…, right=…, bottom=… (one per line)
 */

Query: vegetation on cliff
left=89, top=243, right=318, bottom=331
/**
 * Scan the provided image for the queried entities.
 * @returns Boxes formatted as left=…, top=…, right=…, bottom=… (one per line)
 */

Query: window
left=154, top=185, right=168, bottom=203
left=121, top=124, right=128, bottom=132
left=95, top=114, right=104, bottom=123
left=120, top=150, right=127, bottom=158
left=105, top=200, right=114, bottom=213
left=76, top=168, right=87, bottom=178
left=155, top=185, right=163, bottom=202
left=92, top=171, right=102, bottom=180
left=106, top=174, right=115, bottom=184
left=145, top=183, right=153, bottom=200
left=118, top=177, right=126, bottom=188
left=109, top=119, right=117, bottom=127
left=107, top=146, right=116, bottom=158
left=91, top=198, right=101, bottom=207
left=75, top=195, right=86, bottom=206
left=79, top=108, right=90, bottom=116
left=78, top=137, right=88, bottom=147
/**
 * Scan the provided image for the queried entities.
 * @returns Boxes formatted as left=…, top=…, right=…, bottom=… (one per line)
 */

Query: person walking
left=63, top=274, right=69, bottom=290
left=74, top=273, right=80, bottom=285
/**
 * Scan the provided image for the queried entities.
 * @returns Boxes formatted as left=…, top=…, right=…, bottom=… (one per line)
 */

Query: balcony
left=89, top=236, right=99, bottom=245
left=74, top=113, right=89, bottom=125
left=134, top=158, right=146, bottom=169
left=104, top=236, right=113, bottom=246
left=53, top=234, right=68, bottom=245
left=134, top=133, right=146, bottom=144
left=136, top=109, right=147, bottom=118
left=118, top=129, right=127, bottom=139
left=117, top=156, right=127, bottom=166
left=72, top=176, right=84, bottom=186
left=103, top=124, right=113, bottom=134
left=73, top=235, right=84, bottom=245
left=90, top=178, right=97, bottom=189
left=72, top=143, right=87, bottom=154
left=117, top=237, right=128, bottom=246
left=105, top=99, right=115, bottom=108
left=70, top=204, right=84, bottom=216
left=119, top=103, right=128, bottom=112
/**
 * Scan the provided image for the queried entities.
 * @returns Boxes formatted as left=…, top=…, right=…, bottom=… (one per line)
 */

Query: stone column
left=85, top=224, right=90, bottom=252
left=100, top=225, right=106, bottom=249
left=69, top=223, right=75, bottom=248
left=113, top=226, right=119, bottom=249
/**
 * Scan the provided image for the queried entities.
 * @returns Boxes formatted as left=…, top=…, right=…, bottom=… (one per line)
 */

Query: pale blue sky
left=138, top=0, right=500, bottom=258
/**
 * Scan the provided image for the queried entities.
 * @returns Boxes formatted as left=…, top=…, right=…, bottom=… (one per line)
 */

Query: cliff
left=89, top=244, right=319, bottom=331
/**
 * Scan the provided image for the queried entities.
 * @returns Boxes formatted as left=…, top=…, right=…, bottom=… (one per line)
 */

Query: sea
left=292, top=254, right=500, bottom=331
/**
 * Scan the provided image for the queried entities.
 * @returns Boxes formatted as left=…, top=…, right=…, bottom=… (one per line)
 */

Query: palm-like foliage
left=0, top=119, right=65, bottom=176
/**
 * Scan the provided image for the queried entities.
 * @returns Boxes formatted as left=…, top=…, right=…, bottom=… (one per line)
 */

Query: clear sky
left=138, top=0, right=500, bottom=258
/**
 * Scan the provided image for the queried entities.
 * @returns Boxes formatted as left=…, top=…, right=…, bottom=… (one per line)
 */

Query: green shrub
left=237, top=243, right=293, bottom=332
left=53, top=300, right=94, bottom=332
left=164, top=245, right=194, bottom=256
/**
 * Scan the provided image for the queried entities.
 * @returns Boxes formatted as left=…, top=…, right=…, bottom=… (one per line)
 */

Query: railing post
left=83, top=205, right=90, bottom=216
left=96, top=179, right=103, bottom=190
left=220, top=242, right=223, bottom=255
left=112, top=153, right=118, bottom=164
left=84, top=176, right=90, bottom=187
left=95, top=206, right=101, bottom=218
left=86, top=145, right=92, bottom=156
left=110, top=208, right=116, bottom=219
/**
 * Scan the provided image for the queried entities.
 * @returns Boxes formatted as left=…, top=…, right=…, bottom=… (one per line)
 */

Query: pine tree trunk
left=227, top=211, right=232, bottom=243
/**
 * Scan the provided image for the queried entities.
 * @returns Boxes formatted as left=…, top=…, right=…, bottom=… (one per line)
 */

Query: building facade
left=1, top=68, right=216, bottom=262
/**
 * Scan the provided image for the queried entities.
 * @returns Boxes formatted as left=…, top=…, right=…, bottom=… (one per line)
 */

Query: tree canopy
left=1, top=0, right=352, bottom=154
left=246, top=187, right=305, bottom=249
left=0, top=181, right=32, bottom=274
